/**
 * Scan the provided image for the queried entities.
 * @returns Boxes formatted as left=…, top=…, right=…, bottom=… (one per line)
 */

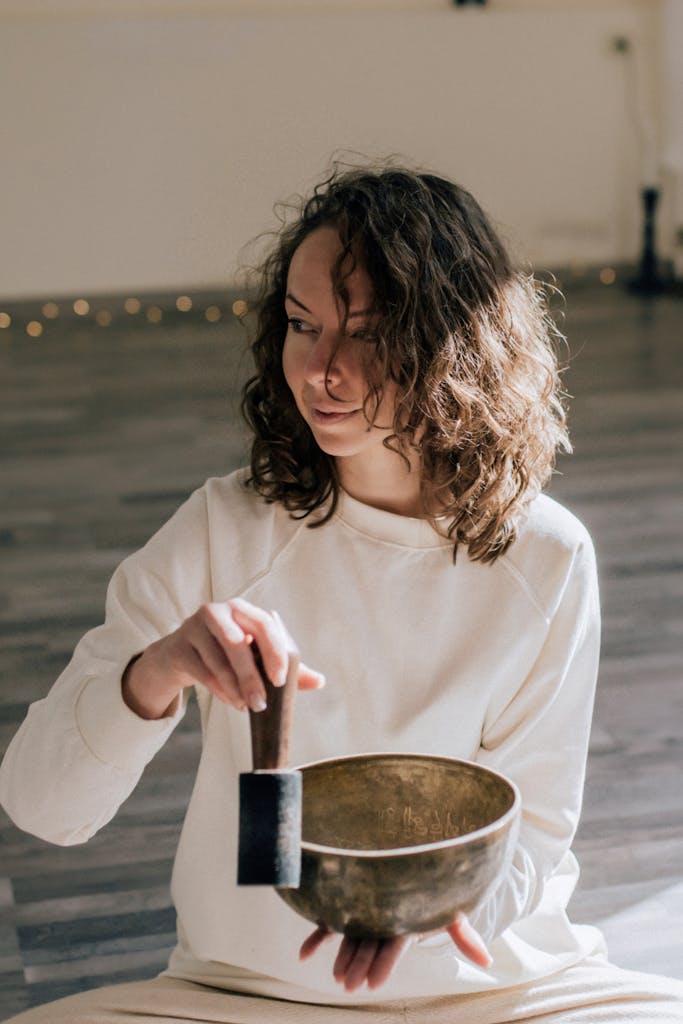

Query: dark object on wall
left=628, top=187, right=668, bottom=295
left=453, top=0, right=487, bottom=6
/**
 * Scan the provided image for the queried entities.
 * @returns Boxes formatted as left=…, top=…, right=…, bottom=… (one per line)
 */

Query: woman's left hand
left=299, top=912, right=491, bottom=992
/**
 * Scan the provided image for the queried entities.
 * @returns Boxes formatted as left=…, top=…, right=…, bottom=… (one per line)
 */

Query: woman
left=1, top=164, right=681, bottom=1022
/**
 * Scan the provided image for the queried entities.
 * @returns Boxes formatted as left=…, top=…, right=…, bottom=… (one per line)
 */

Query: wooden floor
left=0, top=281, right=682, bottom=1018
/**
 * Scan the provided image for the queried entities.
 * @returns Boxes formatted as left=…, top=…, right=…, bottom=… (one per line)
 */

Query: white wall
left=0, top=0, right=675, bottom=300
left=660, top=0, right=683, bottom=277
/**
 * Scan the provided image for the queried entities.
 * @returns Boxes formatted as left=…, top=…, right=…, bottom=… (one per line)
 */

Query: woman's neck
left=336, top=451, right=424, bottom=518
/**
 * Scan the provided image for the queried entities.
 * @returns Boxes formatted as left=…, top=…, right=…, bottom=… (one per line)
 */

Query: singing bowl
left=277, top=753, right=520, bottom=939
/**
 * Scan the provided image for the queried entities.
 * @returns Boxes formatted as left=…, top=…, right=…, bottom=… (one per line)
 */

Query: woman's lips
left=311, top=407, right=359, bottom=425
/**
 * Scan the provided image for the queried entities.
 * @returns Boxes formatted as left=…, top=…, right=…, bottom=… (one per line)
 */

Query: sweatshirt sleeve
left=0, top=485, right=213, bottom=847
left=467, top=528, right=601, bottom=943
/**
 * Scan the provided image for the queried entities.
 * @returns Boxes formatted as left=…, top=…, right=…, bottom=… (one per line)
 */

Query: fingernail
left=249, top=693, right=267, bottom=712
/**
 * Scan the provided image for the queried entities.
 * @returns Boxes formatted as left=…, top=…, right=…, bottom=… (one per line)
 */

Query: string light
left=1, top=294, right=248, bottom=334
left=600, top=268, right=616, bottom=285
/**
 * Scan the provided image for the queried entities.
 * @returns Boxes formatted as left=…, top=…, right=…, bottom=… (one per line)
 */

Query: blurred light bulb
left=146, top=306, right=163, bottom=323
left=600, top=268, right=616, bottom=285
left=176, top=295, right=192, bottom=312
left=42, top=302, right=60, bottom=319
left=73, top=299, right=90, bottom=316
left=124, top=297, right=141, bottom=314
left=205, top=305, right=221, bottom=323
left=0, top=312, right=11, bottom=329
left=26, top=321, right=43, bottom=337
left=95, top=310, right=112, bottom=327
left=232, top=299, right=248, bottom=319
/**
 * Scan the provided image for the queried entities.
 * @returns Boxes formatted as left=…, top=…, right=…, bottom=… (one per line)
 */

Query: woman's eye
left=286, top=317, right=312, bottom=334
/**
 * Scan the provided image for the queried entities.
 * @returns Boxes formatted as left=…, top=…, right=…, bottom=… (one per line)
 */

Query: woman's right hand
left=121, top=598, right=325, bottom=720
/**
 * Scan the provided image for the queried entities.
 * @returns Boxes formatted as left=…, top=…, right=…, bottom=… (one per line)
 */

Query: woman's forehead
left=286, top=227, right=374, bottom=313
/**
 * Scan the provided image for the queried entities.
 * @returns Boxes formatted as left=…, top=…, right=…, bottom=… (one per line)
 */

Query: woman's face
left=282, top=225, right=396, bottom=462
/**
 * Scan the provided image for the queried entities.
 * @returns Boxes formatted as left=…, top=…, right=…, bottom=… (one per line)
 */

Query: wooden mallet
left=237, top=643, right=302, bottom=887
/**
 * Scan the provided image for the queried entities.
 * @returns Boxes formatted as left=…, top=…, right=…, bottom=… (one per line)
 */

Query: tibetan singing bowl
left=277, top=753, right=520, bottom=939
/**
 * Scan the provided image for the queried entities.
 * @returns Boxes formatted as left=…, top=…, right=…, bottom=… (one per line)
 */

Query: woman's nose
left=303, top=332, right=343, bottom=387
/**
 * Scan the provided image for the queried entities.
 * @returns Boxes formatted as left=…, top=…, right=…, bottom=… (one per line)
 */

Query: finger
left=173, top=643, right=225, bottom=695
left=297, top=663, right=326, bottom=691
left=201, top=603, right=268, bottom=711
left=366, top=935, right=412, bottom=990
left=165, top=628, right=242, bottom=709
left=299, top=926, right=334, bottom=961
left=446, top=913, right=492, bottom=968
left=232, top=604, right=325, bottom=694
left=332, top=935, right=361, bottom=982
left=340, top=938, right=380, bottom=992
left=229, top=599, right=290, bottom=687
left=270, top=609, right=298, bottom=656
left=186, top=628, right=245, bottom=708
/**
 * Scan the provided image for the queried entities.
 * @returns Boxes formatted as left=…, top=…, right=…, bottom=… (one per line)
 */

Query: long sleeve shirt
left=0, top=469, right=606, bottom=1002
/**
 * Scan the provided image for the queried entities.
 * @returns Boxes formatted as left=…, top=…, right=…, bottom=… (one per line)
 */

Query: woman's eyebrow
left=285, top=292, right=311, bottom=313
left=284, top=292, right=372, bottom=319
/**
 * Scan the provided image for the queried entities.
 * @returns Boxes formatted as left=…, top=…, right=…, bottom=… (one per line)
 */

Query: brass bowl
left=277, top=753, right=520, bottom=939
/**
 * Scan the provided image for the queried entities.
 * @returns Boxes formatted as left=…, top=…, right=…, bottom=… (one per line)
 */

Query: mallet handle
left=249, top=644, right=300, bottom=771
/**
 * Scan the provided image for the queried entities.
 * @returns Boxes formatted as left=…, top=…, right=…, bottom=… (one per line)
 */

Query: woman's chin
left=312, top=437, right=363, bottom=459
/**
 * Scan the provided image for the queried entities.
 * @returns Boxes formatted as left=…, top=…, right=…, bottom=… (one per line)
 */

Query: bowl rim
left=292, top=751, right=521, bottom=859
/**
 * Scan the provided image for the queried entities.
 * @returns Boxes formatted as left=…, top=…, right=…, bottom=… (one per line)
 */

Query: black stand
left=628, top=187, right=667, bottom=295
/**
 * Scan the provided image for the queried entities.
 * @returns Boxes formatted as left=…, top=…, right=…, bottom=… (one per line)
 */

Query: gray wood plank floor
left=0, top=283, right=682, bottom=1017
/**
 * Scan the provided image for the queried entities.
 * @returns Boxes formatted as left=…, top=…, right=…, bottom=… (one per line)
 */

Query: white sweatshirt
left=0, top=469, right=606, bottom=1003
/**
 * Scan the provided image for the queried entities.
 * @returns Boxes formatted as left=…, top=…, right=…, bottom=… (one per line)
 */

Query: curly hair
left=241, top=162, right=570, bottom=564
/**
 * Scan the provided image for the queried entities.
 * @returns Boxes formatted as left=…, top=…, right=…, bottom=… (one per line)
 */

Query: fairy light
left=2, top=292, right=249, bottom=334
left=600, top=267, right=616, bottom=285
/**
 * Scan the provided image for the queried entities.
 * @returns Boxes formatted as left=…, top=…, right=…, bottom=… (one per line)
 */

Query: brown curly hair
left=241, top=162, right=570, bottom=564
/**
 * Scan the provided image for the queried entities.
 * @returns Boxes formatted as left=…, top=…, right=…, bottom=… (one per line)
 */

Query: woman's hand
left=299, top=913, right=491, bottom=992
left=122, top=598, right=324, bottom=720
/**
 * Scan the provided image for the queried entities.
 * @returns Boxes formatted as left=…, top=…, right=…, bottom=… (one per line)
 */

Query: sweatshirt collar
left=335, top=489, right=451, bottom=550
